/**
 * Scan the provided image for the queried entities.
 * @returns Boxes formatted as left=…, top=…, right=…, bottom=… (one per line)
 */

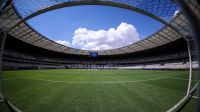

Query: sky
left=27, top=5, right=164, bottom=50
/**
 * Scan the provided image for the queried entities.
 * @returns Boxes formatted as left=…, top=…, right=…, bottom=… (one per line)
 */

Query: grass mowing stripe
left=2, top=77, right=188, bottom=84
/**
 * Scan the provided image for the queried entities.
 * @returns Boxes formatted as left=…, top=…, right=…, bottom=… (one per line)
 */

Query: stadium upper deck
left=0, top=0, right=199, bottom=55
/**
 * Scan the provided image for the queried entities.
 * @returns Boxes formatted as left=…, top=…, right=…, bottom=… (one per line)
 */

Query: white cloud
left=173, top=10, right=180, bottom=18
left=55, top=40, right=71, bottom=46
left=71, top=22, right=140, bottom=50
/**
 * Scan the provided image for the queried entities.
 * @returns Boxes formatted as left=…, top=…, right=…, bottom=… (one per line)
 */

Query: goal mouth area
left=3, top=80, right=199, bottom=112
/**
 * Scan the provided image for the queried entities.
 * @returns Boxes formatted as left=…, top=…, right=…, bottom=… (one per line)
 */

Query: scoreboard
left=89, top=52, right=98, bottom=58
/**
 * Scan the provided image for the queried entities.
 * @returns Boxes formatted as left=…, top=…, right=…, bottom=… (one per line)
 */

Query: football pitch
left=1, top=69, right=197, bottom=112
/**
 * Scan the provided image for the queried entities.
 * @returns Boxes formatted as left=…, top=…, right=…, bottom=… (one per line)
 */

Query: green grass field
left=1, top=69, right=197, bottom=112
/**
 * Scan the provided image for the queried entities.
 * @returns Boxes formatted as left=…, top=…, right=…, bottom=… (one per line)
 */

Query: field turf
left=1, top=69, right=197, bottom=112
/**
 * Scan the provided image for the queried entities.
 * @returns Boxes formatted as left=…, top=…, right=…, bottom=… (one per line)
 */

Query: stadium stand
left=3, top=34, right=189, bottom=70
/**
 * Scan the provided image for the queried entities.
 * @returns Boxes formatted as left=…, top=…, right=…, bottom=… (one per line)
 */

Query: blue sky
left=27, top=5, right=164, bottom=50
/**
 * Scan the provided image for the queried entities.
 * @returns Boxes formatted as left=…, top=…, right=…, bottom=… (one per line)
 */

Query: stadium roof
left=0, top=0, right=196, bottom=55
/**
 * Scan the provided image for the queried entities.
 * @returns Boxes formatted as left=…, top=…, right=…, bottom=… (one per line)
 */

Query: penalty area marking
left=2, top=77, right=188, bottom=84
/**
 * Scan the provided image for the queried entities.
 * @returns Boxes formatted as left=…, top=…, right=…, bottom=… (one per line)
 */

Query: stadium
left=0, top=0, right=200, bottom=112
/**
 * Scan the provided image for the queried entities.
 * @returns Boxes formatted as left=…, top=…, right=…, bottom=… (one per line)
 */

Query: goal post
left=167, top=0, right=200, bottom=111
left=0, top=30, right=7, bottom=101
left=187, top=39, right=199, bottom=97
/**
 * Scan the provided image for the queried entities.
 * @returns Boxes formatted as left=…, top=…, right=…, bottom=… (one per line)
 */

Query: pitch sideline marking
left=168, top=77, right=189, bottom=81
left=1, top=77, right=27, bottom=80
left=2, top=77, right=188, bottom=84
